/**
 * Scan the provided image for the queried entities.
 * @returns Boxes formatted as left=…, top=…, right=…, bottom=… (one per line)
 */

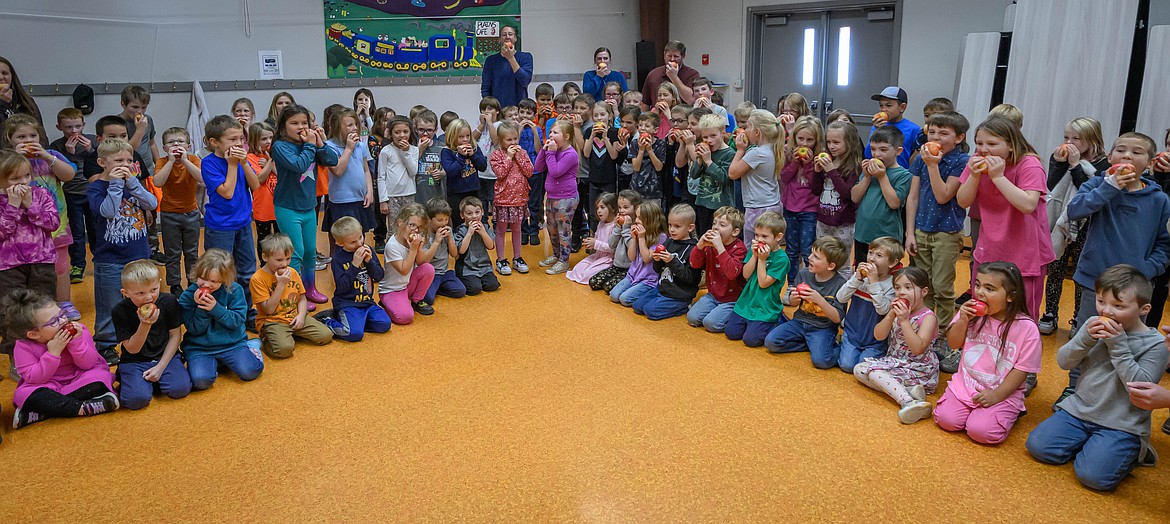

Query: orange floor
left=2, top=235, right=1170, bottom=522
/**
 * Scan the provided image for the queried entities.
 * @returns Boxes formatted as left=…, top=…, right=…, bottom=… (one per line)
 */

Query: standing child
left=517, top=98, right=545, bottom=246
left=7, top=290, right=119, bottom=428
left=1147, top=130, right=1170, bottom=328
left=378, top=116, right=419, bottom=236
left=851, top=126, right=913, bottom=265
left=324, top=109, right=376, bottom=238
left=586, top=101, right=628, bottom=234
left=687, top=206, right=747, bottom=332
left=836, top=236, right=901, bottom=372
left=247, top=122, right=279, bottom=261
left=631, top=112, right=668, bottom=207
left=251, top=233, right=332, bottom=359
left=419, top=198, right=467, bottom=304
left=610, top=201, right=667, bottom=306
left=118, top=86, right=163, bottom=263
left=568, top=192, right=618, bottom=284
left=650, top=83, right=681, bottom=139
left=49, top=108, right=96, bottom=284
left=474, top=97, right=503, bottom=222
left=153, top=127, right=203, bottom=297
left=441, top=119, right=487, bottom=228
left=615, top=105, right=639, bottom=191
left=453, top=196, right=500, bottom=294
left=725, top=212, right=789, bottom=347
left=934, top=262, right=1042, bottom=444
left=379, top=204, right=436, bottom=324
left=865, top=86, right=920, bottom=169
left=816, top=121, right=862, bottom=253
left=854, top=266, right=939, bottom=424
left=686, top=114, right=735, bottom=234
left=490, top=121, right=534, bottom=275
left=87, top=139, right=157, bottom=364
left=112, top=260, right=189, bottom=410
left=320, top=217, right=391, bottom=341
left=729, top=109, right=784, bottom=245
left=413, top=110, right=446, bottom=206
left=764, top=236, right=849, bottom=368
left=535, top=122, right=580, bottom=275
left=633, top=203, right=700, bottom=320
left=589, top=190, right=639, bottom=291
left=779, top=116, right=825, bottom=283
left=178, top=249, right=264, bottom=390
left=232, top=98, right=255, bottom=130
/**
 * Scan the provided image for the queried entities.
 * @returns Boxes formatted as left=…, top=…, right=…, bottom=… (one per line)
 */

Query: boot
left=305, top=284, right=329, bottom=304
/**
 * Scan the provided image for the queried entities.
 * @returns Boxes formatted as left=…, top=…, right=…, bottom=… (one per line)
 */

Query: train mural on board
left=327, top=23, right=482, bottom=74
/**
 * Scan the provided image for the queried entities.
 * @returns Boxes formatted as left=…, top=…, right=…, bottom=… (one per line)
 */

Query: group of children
left=2, top=79, right=1169, bottom=493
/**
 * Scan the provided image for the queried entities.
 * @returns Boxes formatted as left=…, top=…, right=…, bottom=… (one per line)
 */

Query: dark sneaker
left=1038, top=314, right=1057, bottom=336
left=496, top=259, right=512, bottom=276
left=79, top=392, right=120, bottom=416
left=100, top=347, right=120, bottom=366
left=13, top=405, right=45, bottom=429
left=530, top=233, right=541, bottom=245
left=150, top=251, right=167, bottom=266
left=412, top=300, right=434, bottom=315
left=938, top=347, right=961, bottom=374
left=375, top=242, right=385, bottom=255
left=70, top=266, right=84, bottom=284
left=1023, top=372, right=1038, bottom=397
left=1163, top=415, right=1170, bottom=436
left=1052, top=386, right=1075, bottom=411
left=955, top=291, right=972, bottom=305
left=513, top=257, right=529, bottom=274
left=521, top=235, right=530, bottom=245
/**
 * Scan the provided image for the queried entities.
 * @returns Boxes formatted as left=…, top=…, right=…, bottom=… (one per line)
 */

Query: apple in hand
left=970, top=299, right=988, bottom=317
left=924, top=142, right=941, bottom=156
left=892, top=297, right=909, bottom=310
left=872, top=112, right=888, bottom=126
left=61, top=322, right=79, bottom=337
left=971, top=158, right=988, bottom=175
left=195, top=286, right=212, bottom=300
left=794, top=147, right=811, bottom=162
left=139, top=303, right=157, bottom=317
left=816, top=152, right=832, bottom=163
left=795, top=283, right=812, bottom=298
left=857, top=266, right=869, bottom=278
left=654, top=245, right=667, bottom=254
left=1109, top=163, right=1136, bottom=177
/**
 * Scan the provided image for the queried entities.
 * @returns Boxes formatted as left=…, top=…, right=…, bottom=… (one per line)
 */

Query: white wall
left=670, top=0, right=1013, bottom=121
left=0, top=0, right=639, bottom=136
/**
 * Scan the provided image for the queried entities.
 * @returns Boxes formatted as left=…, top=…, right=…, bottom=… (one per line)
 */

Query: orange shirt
left=248, top=153, right=277, bottom=222
left=153, top=155, right=202, bottom=213
left=250, top=266, right=306, bottom=328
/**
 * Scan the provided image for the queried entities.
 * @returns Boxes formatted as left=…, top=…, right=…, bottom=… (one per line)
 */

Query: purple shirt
left=628, top=233, right=667, bottom=285
left=535, top=147, right=579, bottom=199
left=0, top=185, right=59, bottom=270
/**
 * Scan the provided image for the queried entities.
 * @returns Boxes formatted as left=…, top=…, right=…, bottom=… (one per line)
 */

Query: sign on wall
left=324, top=0, right=521, bottom=78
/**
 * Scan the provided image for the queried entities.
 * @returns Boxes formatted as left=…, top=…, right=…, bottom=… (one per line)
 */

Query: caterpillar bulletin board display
left=324, top=0, right=522, bottom=78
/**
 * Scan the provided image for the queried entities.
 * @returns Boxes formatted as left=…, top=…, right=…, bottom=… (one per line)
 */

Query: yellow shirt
left=251, top=267, right=305, bottom=328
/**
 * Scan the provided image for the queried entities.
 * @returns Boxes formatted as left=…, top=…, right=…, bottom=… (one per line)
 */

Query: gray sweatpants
left=161, top=210, right=202, bottom=288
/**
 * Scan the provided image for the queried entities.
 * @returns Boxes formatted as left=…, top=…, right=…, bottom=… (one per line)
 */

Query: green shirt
left=733, top=249, right=791, bottom=322
left=854, top=165, right=912, bottom=244
left=687, top=146, right=735, bottom=210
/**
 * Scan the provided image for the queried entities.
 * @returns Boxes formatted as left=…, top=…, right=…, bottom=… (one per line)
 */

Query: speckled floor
left=2, top=234, right=1169, bottom=522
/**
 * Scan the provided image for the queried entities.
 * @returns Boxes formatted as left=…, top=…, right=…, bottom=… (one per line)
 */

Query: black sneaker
left=1052, top=386, right=1075, bottom=411
left=1163, top=415, right=1170, bottom=436
left=100, top=347, right=120, bottom=366
left=571, top=238, right=583, bottom=253
left=375, top=242, right=386, bottom=255
left=12, top=405, right=45, bottom=429
left=79, top=392, right=120, bottom=416
left=1023, top=372, right=1038, bottom=397
left=70, top=266, right=84, bottom=284
left=150, top=251, right=167, bottom=266
left=955, top=291, right=972, bottom=305
left=412, top=300, right=434, bottom=315
left=530, top=233, right=541, bottom=246
left=521, top=235, right=530, bottom=245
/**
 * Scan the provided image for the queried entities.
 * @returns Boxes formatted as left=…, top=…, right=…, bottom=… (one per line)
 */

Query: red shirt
left=689, top=239, right=748, bottom=302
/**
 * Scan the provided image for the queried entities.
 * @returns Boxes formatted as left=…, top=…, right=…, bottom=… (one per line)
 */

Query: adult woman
left=0, top=57, right=44, bottom=145
left=582, top=47, right=627, bottom=101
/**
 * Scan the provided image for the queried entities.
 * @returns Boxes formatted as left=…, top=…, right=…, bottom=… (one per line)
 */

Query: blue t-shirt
left=325, top=139, right=373, bottom=204
left=911, top=148, right=970, bottom=233
left=865, top=118, right=921, bottom=169
left=201, top=153, right=253, bottom=231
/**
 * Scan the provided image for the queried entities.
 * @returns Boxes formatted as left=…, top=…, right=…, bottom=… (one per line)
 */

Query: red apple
left=616, top=215, right=627, bottom=226
left=872, top=112, right=888, bottom=125
left=971, top=299, right=988, bottom=316
left=1155, top=151, right=1170, bottom=166
left=62, top=322, right=78, bottom=337
left=1109, top=163, right=1136, bottom=177
left=654, top=245, right=667, bottom=254
left=1060, top=144, right=1072, bottom=157
left=924, top=142, right=941, bottom=156
left=893, top=298, right=910, bottom=310
left=195, top=286, right=212, bottom=300
left=795, top=283, right=812, bottom=298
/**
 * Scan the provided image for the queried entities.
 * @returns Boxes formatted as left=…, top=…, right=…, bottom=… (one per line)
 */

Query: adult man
left=480, top=25, right=533, bottom=108
left=641, top=40, right=700, bottom=106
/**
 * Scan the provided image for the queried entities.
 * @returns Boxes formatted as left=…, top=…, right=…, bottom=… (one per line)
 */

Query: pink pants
left=933, top=386, right=1021, bottom=445
left=379, top=263, right=435, bottom=325
left=970, top=260, right=1044, bottom=320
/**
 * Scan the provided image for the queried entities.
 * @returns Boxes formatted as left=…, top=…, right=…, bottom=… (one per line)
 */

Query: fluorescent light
left=802, top=28, right=815, bottom=86
left=837, top=27, right=850, bottom=86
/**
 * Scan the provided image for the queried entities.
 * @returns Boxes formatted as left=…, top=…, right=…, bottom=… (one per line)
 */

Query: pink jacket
left=0, top=185, right=60, bottom=271
left=489, top=150, right=533, bottom=207
left=13, top=324, right=114, bottom=407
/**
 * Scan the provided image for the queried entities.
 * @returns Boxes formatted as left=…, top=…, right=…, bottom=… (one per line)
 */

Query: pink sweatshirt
left=0, top=185, right=60, bottom=271
left=13, top=324, right=115, bottom=407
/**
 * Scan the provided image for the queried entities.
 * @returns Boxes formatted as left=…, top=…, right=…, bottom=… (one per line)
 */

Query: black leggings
left=1044, top=233, right=1086, bottom=320
left=22, top=382, right=111, bottom=418
left=1147, top=270, right=1170, bottom=328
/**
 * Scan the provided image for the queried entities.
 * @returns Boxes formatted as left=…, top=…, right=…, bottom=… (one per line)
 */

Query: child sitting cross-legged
left=764, top=236, right=850, bottom=368
left=251, top=233, right=333, bottom=359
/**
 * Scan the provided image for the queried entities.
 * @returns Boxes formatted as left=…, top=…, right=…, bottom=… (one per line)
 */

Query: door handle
left=824, top=98, right=834, bottom=112
left=810, top=100, right=819, bottom=112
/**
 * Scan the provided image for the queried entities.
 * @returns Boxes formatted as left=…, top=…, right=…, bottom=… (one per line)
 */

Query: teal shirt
left=854, top=165, right=912, bottom=243
left=733, top=249, right=791, bottom=322
left=687, top=146, right=736, bottom=210
left=178, top=283, right=249, bottom=356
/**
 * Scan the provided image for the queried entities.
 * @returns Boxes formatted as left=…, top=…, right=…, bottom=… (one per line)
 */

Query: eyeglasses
left=670, top=118, right=687, bottom=124
left=39, top=309, right=69, bottom=329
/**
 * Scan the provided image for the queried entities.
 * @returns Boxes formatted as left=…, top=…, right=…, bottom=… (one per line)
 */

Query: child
left=517, top=98, right=544, bottom=246
left=667, top=105, right=694, bottom=208
left=776, top=93, right=810, bottom=135
left=725, top=212, right=789, bottom=347
left=378, top=116, right=419, bottom=236
left=321, top=217, right=391, bottom=341
left=535, top=121, right=580, bottom=275
left=691, top=77, right=732, bottom=131
left=610, top=201, right=667, bottom=306
left=49, top=108, right=96, bottom=284
left=911, top=97, right=955, bottom=155
left=5, top=115, right=78, bottom=322
left=112, top=260, right=189, bottom=409
left=419, top=198, right=466, bottom=304
left=865, top=86, right=920, bottom=168
left=956, top=117, right=1056, bottom=320
left=568, top=192, right=618, bottom=284
left=686, top=114, right=735, bottom=234
left=854, top=265, right=939, bottom=424
left=1026, top=265, right=1167, bottom=491
left=413, top=110, right=445, bottom=206
left=264, top=92, right=296, bottom=127
left=904, top=111, right=970, bottom=342
left=851, top=126, right=913, bottom=265
left=571, top=95, right=596, bottom=249
left=119, top=85, right=160, bottom=176
left=651, top=83, right=681, bottom=139
left=780, top=116, right=824, bottom=283
left=232, top=98, right=255, bottom=129
left=353, top=88, right=376, bottom=135
left=252, top=233, right=332, bottom=359
left=1149, top=130, right=1170, bottom=328
left=616, top=105, right=640, bottom=192
left=474, top=97, right=503, bottom=220
left=534, top=83, right=557, bottom=134
left=153, top=127, right=203, bottom=297
left=589, top=189, right=639, bottom=291
left=453, top=196, right=500, bottom=294
left=201, top=115, right=261, bottom=327
left=764, top=236, right=849, bottom=368
left=379, top=204, right=436, bottom=324
left=622, top=90, right=645, bottom=112
left=836, top=236, right=901, bottom=372
left=730, top=109, right=784, bottom=245
left=247, top=122, right=278, bottom=260
left=7, top=290, right=118, bottom=428
left=490, top=121, right=534, bottom=275
left=87, top=139, right=157, bottom=363
left=631, top=112, right=668, bottom=207
left=178, top=249, right=264, bottom=390
left=934, top=261, right=1042, bottom=444
left=324, top=109, right=377, bottom=237
left=271, top=105, right=339, bottom=306
left=816, top=121, right=862, bottom=252
left=441, top=119, right=487, bottom=228
left=586, top=101, right=627, bottom=233
left=687, top=206, right=747, bottom=332
left=633, top=203, right=700, bottom=319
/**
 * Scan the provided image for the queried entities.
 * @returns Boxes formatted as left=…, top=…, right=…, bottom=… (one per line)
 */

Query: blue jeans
left=65, top=192, right=92, bottom=270
left=523, top=171, right=546, bottom=237
left=725, top=311, right=782, bottom=347
left=764, top=319, right=840, bottom=369
left=837, top=330, right=888, bottom=373
left=609, top=277, right=655, bottom=306
left=632, top=288, right=692, bottom=320
left=117, top=358, right=192, bottom=409
left=187, top=340, right=265, bottom=390
left=273, top=206, right=319, bottom=288
left=93, top=262, right=124, bottom=353
left=424, top=271, right=467, bottom=304
left=327, top=304, right=392, bottom=342
left=203, top=226, right=257, bottom=323
left=783, top=210, right=817, bottom=284
left=1026, top=409, right=1142, bottom=492
left=686, top=293, right=736, bottom=332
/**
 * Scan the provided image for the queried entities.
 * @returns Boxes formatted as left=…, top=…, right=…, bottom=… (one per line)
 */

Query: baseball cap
left=871, top=86, right=907, bottom=103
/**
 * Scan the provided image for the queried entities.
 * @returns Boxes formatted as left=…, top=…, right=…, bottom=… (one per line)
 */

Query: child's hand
left=856, top=262, right=874, bottom=280
left=419, top=136, right=432, bottom=150
left=891, top=298, right=910, bottom=320
left=137, top=304, right=160, bottom=324
left=170, top=145, right=187, bottom=159
left=972, top=387, right=1006, bottom=408
left=195, top=291, right=217, bottom=311
left=1111, top=164, right=1141, bottom=187
left=1088, top=316, right=1121, bottom=339
left=313, top=127, right=327, bottom=146
left=652, top=249, right=672, bottom=262
left=593, top=123, right=606, bottom=138
left=346, top=132, right=360, bottom=150
left=862, top=158, right=886, bottom=178
left=394, top=138, right=410, bottom=152
left=409, top=232, right=424, bottom=248
left=638, top=135, right=652, bottom=150
left=814, top=153, right=832, bottom=173
left=143, top=364, right=164, bottom=383
left=356, top=245, right=372, bottom=264
left=291, top=312, right=305, bottom=330
left=543, top=138, right=556, bottom=151
left=228, top=146, right=247, bottom=162
left=508, top=144, right=523, bottom=158
left=654, top=101, right=670, bottom=115
left=984, top=156, right=1006, bottom=179
left=380, top=202, right=391, bottom=215
left=630, top=224, right=644, bottom=237
left=275, top=267, right=292, bottom=285
left=458, top=144, right=475, bottom=156
left=754, top=240, right=771, bottom=256
left=438, top=225, right=451, bottom=239
left=733, top=130, right=749, bottom=150
left=1154, top=152, right=1170, bottom=172
left=112, top=166, right=133, bottom=180
left=46, top=326, right=74, bottom=356
left=4, top=185, right=24, bottom=207
left=778, top=113, right=796, bottom=131
left=957, top=299, right=980, bottom=321
left=695, top=143, right=712, bottom=162
left=681, top=130, right=696, bottom=144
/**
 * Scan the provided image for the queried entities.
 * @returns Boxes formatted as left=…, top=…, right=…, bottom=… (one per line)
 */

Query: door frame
left=745, top=0, right=903, bottom=114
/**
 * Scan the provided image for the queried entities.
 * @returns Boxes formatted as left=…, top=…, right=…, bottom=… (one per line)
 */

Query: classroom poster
left=324, top=0, right=522, bottom=78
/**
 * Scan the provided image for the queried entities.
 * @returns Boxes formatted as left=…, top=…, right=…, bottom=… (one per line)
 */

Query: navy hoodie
left=1067, top=174, right=1170, bottom=287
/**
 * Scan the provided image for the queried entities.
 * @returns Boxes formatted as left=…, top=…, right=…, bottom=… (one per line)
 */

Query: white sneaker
left=898, top=400, right=933, bottom=424
left=908, top=385, right=926, bottom=402
left=496, top=259, right=513, bottom=276
left=546, top=261, right=570, bottom=275
left=538, top=256, right=557, bottom=267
